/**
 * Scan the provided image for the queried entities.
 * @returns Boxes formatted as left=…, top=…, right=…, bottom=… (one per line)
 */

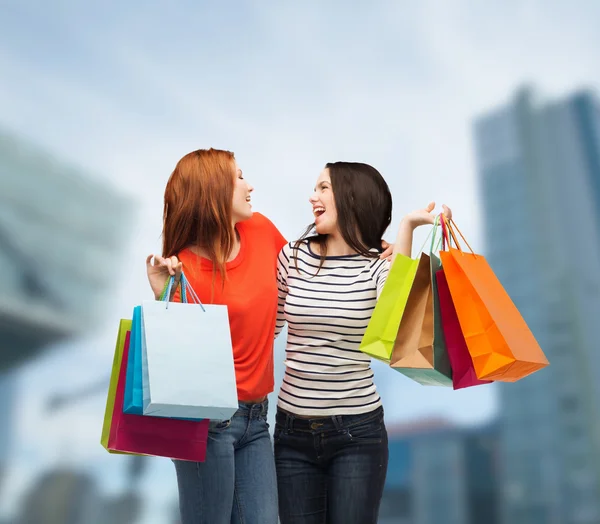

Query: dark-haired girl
left=273, top=162, right=451, bottom=524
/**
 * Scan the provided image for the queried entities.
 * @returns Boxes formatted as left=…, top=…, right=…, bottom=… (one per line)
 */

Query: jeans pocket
left=209, top=418, right=232, bottom=433
left=346, top=419, right=384, bottom=445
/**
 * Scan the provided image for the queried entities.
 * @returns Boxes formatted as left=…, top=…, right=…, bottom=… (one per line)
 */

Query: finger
left=380, top=239, right=390, bottom=249
left=165, top=258, right=174, bottom=275
left=147, top=254, right=165, bottom=268
left=170, top=256, right=181, bottom=278
left=174, top=261, right=183, bottom=283
left=442, top=204, right=452, bottom=220
left=151, top=254, right=168, bottom=266
left=426, top=201, right=435, bottom=212
left=380, top=245, right=394, bottom=259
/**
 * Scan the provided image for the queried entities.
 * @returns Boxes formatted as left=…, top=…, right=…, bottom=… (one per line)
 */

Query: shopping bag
left=429, top=252, right=453, bottom=384
left=101, top=319, right=134, bottom=454
left=105, top=323, right=209, bottom=462
left=126, top=282, right=204, bottom=420
left=436, top=268, right=491, bottom=389
left=439, top=217, right=549, bottom=381
left=123, top=306, right=143, bottom=414
left=141, top=274, right=238, bottom=420
left=390, top=217, right=452, bottom=386
left=359, top=255, right=420, bottom=363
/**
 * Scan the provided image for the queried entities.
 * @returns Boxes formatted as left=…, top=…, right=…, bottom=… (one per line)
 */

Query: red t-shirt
left=175, top=213, right=287, bottom=401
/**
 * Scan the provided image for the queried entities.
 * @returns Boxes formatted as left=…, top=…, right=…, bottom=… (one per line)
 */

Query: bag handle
left=160, top=272, right=206, bottom=312
left=440, top=215, right=476, bottom=257
left=429, top=215, right=444, bottom=254
left=415, top=222, right=436, bottom=257
left=181, top=274, right=206, bottom=312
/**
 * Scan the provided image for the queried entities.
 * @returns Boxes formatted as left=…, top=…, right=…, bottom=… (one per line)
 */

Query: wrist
left=399, top=217, right=416, bottom=231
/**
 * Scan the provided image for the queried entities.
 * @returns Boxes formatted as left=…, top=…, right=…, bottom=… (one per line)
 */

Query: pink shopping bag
left=435, top=269, right=492, bottom=390
left=107, top=329, right=210, bottom=461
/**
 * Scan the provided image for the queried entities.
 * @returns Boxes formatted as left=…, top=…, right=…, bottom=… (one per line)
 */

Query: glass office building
left=0, top=127, right=134, bottom=519
left=473, top=87, right=600, bottom=524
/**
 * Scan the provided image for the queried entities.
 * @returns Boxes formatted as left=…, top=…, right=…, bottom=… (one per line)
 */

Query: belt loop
left=286, top=413, right=294, bottom=433
left=332, top=415, right=343, bottom=431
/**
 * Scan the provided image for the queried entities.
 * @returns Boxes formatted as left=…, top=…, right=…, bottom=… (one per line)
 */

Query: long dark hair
left=293, top=161, right=392, bottom=274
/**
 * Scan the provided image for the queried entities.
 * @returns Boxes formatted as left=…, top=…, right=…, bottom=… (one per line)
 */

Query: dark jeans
left=173, top=400, right=277, bottom=524
left=274, top=406, right=388, bottom=524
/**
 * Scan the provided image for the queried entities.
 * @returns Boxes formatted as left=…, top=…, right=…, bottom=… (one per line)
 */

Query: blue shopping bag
left=123, top=306, right=143, bottom=414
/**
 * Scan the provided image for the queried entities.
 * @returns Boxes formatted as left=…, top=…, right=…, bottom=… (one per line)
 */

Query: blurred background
left=0, top=1, right=599, bottom=523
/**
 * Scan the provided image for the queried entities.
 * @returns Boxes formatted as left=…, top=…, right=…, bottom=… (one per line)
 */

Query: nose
left=309, top=192, right=318, bottom=204
left=248, top=184, right=254, bottom=193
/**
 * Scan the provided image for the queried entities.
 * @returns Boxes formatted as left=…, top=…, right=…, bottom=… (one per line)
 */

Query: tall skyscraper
left=473, top=87, right=600, bottom=524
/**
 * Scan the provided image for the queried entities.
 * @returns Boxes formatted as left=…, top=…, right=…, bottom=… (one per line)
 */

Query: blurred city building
left=474, top=87, right=600, bottom=524
left=0, top=373, right=16, bottom=499
left=15, top=469, right=101, bottom=524
left=0, top=127, right=135, bottom=521
left=0, top=127, right=134, bottom=372
left=379, top=418, right=499, bottom=524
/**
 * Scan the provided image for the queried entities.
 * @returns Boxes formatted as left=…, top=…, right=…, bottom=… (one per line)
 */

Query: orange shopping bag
left=439, top=217, right=549, bottom=381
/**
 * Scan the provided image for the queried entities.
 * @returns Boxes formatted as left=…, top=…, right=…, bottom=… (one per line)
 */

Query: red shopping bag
left=435, top=269, right=492, bottom=390
left=106, top=326, right=209, bottom=462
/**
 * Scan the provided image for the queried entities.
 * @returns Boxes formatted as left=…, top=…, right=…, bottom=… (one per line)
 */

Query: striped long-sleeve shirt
left=275, top=240, right=390, bottom=416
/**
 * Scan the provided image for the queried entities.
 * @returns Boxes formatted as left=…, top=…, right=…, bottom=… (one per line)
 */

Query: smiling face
left=309, top=168, right=339, bottom=235
left=231, top=161, right=254, bottom=224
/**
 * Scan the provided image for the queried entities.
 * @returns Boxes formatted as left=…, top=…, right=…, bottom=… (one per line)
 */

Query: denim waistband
left=235, top=398, right=269, bottom=420
left=275, top=406, right=383, bottom=433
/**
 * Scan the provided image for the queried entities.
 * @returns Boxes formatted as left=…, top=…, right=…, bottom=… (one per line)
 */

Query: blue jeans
left=274, top=406, right=388, bottom=524
left=173, top=400, right=278, bottom=524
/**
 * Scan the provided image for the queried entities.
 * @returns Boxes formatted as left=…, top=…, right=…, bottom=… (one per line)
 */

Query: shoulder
left=278, top=241, right=296, bottom=260
left=242, top=212, right=276, bottom=233
left=241, top=212, right=286, bottom=248
left=369, top=256, right=390, bottom=277
left=176, top=247, right=196, bottom=266
left=278, top=239, right=313, bottom=267
left=286, top=239, right=313, bottom=259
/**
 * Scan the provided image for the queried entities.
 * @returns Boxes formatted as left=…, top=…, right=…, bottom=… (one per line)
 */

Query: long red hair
left=162, top=148, right=236, bottom=286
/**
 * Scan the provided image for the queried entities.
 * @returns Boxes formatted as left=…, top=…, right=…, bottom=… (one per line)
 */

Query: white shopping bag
left=140, top=275, right=238, bottom=421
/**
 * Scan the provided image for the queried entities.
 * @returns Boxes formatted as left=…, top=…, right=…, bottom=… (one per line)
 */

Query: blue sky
left=1, top=1, right=599, bottom=521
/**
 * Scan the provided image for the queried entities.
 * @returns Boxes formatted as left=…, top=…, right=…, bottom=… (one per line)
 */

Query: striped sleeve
left=371, top=258, right=390, bottom=299
left=275, top=243, right=291, bottom=338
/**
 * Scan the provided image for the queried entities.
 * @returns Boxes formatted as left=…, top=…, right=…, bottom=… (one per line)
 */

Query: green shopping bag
left=101, top=318, right=133, bottom=454
left=390, top=217, right=452, bottom=385
left=359, top=253, right=420, bottom=363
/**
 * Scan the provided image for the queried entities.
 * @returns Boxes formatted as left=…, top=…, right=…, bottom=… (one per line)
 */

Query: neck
left=324, top=231, right=357, bottom=256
